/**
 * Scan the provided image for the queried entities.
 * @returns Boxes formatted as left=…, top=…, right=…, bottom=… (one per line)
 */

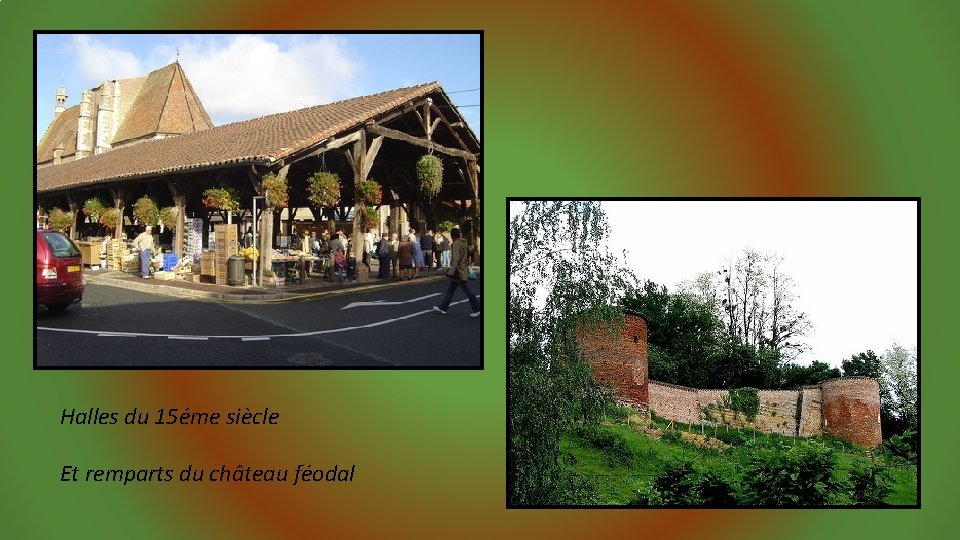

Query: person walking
left=133, top=225, right=155, bottom=279
left=433, top=227, right=480, bottom=317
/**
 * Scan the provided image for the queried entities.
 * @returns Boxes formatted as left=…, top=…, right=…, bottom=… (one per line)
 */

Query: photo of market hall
left=36, top=61, right=482, bottom=284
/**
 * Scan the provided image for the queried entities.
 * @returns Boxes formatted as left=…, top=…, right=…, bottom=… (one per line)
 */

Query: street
left=36, top=280, right=483, bottom=367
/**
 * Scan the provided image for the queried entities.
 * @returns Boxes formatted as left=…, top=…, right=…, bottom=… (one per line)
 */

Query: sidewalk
left=84, top=266, right=464, bottom=302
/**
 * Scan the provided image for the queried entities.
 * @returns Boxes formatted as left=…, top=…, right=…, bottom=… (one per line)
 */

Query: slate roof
left=37, top=82, right=452, bottom=194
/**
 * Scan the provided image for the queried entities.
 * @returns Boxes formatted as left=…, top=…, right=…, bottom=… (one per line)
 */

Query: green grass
left=560, top=414, right=917, bottom=506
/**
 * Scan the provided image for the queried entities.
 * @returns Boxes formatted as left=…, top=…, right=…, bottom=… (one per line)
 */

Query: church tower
left=54, top=85, right=67, bottom=118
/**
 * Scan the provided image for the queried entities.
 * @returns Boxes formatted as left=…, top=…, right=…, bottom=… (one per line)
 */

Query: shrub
left=724, top=387, right=761, bottom=421
left=649, top=460, right=700, bottom=505
left=740, top=441, right=844, bottom=505
left=849, top=463, right=891, bottom=506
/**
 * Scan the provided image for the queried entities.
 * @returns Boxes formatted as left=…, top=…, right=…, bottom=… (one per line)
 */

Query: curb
left=84, top=271, right=458, bottom=303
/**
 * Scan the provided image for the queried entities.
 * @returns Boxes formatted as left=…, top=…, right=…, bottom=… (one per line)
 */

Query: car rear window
left=41, top=232, right=81, bottom=258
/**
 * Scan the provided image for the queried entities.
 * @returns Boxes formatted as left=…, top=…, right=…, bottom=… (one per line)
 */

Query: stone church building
left=37, top=62, right=212, bottom=167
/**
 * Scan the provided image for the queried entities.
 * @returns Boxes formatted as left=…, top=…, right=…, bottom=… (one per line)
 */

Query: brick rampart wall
left=648, top=381, right=700, bottom=424
left=798, top=386, right=823, bottom=437
left=575, top=313, right=648, bottom=404
left=577, top=312, right=882, bottom=447
left=821, top=377, right=882, bottom=447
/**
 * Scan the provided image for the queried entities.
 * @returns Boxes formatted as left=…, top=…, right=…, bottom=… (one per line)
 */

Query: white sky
left=601, top=200, right=918, bottom=368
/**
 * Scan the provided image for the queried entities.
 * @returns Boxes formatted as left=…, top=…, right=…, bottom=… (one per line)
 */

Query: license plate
left=67, top=265, right=80, bottom=273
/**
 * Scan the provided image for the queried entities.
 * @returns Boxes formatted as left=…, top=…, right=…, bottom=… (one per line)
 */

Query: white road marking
left=340, top=293, right=441, bottom=310
left=38, top=296, right=480, bottom=340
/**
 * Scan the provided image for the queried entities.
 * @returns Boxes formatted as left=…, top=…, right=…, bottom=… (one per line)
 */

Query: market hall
left=36, top=62, right=481, bottom=286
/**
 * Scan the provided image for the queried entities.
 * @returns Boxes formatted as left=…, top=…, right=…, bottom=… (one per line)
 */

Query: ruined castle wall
left=574, top=313, right=648, bottom=405
left=821, top=377, right=882, bottom=447
left=798, top=386, right=824, bottom=438
left=648, top=381, right=699, bottom=424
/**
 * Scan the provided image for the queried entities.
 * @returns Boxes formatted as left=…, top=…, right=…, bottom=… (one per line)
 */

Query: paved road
left=36, top=280, right=483, bottom=368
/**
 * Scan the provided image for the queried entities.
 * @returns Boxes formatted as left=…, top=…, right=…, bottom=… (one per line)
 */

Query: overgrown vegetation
left=560, top=415, right=916, bottom=507
left=509, top=202, right=636, bottom=506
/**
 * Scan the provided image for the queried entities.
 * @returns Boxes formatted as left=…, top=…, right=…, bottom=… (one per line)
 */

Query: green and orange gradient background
left=3, top=1, right=955, bottom=538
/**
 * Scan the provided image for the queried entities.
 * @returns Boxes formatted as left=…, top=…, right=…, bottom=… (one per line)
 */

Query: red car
left=36, top=229, right=85, bottom=312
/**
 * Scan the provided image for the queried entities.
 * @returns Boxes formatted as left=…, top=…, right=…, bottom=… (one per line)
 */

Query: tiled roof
left=36, top=63, right=211, bottom=165
left=113, top=62, right=213, bottom=143
left=37, top=82, right=443, bottom=193
left=36, top=105, right=80, bottom=163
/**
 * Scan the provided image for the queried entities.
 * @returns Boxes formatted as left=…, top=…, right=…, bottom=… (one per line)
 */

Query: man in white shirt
left=133, top=226, right=155, bottom=278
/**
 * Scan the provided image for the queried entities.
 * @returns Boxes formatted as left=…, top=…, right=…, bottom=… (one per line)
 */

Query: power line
left=446, top=88, right=480, bottom=94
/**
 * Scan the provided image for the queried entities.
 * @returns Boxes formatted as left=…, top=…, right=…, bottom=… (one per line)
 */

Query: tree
left=717, top=250, right=811, bottom=361
left=622, top=280, right=722, bottom=388
left=509, top=201, right=635, bottom=505
left=881, top=343, right=917, bottom=433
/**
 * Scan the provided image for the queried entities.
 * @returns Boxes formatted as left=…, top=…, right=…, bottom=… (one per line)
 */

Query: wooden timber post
left=109, top=186, right=132, bottom=238
left=258, top=165, right=289, bottom=287
left=65, top=194, right=80, bottom=240
left=346, top=129, right=384, bottom=280
left=167, top=179, right=196, bottom=261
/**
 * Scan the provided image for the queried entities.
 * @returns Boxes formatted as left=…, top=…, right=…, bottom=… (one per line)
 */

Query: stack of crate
left=107, top=239, right=127, bottom=270
left=200, top=251, right=216, bottom=282
left=213, top=224, right=239, bottom=285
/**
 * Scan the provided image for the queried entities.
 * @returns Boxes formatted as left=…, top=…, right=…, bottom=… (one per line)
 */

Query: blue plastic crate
left=162, top=253, right=179, bottom=271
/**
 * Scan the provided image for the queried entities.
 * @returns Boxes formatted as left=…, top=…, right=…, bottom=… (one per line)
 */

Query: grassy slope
left=560, top=416, right=917, bottom=506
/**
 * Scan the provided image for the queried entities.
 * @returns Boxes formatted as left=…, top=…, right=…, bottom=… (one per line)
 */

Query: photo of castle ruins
left=508, top=200, right=918, bottom=507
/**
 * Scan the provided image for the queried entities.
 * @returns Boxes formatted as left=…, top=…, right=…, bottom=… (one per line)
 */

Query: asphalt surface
left=36, top=277, right=483, bottom=368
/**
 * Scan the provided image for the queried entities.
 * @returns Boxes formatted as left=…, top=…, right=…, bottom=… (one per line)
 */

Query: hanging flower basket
left=99, top=207, right=121, bottom=230
left=202, top=187, right=241, bottom=214
left=159, top=206, right=179, bottom=229
left=416, top=154, right=443, bottom=198
left=357, top=179, right=383, bottom=206
left=82, top=197, right=107, bottom=222
left=133, top=196, right=159, bottom=226
left=261, top=173, right=289, bottom=209
left=47, top=208, right=75, bottom=232
left=362, top=206, right=380, bottom=229
left=308, top=171, right=341, bottom=208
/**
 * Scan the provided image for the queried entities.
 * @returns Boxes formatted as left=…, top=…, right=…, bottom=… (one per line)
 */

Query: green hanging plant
left=308, top=171, right=341, bottom=207
left=132, top=195, right=159, bottom=226
left=202, top=187, right=241, bottom=214
left=262, top=173, right=289, bottom=209
left=82, top=197, right=107, bottom=222
left=99, top=207, right=121, bottom=230
left=416, top=154, right=443, bottom=198
left=362, top=206, right=380, bottom=229
left=47, top=208, right=75, bottom=232
left=436, top=220, right=456, bottom=233
left=356, top=179, right=383, bottom=206
left=159, top=206, right=179, bottom=229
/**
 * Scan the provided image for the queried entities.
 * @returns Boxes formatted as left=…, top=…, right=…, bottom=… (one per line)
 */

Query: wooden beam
left=430, top=103, right=473, bottom=154
left=365, top=124, right=477, bottom=160
left=362, top=136, right=383, bottom=181
left=376, top=98, right=431, bottom=126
